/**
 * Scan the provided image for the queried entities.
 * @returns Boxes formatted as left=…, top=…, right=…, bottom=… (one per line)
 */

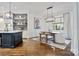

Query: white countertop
left=0, top=30, right=22, bottom=33
left=51, top=30, right=64, bottom=33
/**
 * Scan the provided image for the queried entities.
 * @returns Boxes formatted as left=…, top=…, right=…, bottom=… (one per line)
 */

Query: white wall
left=0, top=17, right=5, bottom=30
left=77, top=2, right=79, bottom=55
left=70, top=3, right=78, bottom=55
left=27, top=5, right=73, bottom=38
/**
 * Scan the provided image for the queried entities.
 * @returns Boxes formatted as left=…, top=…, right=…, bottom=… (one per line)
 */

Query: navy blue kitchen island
left=0, top=30, right=22, bottom=48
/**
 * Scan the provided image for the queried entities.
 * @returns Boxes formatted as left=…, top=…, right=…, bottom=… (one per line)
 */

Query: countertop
left=0, top=30, right=22, bottom=33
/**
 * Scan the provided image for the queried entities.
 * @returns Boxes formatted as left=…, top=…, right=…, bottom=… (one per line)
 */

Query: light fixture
left=45, top=6, right=55, bottom=22
left=4, top=2, right=13, bottom=31
left=5, top=2, right=12, bottom=19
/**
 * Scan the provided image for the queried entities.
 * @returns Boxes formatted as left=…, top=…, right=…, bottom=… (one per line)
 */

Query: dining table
left=39, top=32, right=57, bottom=43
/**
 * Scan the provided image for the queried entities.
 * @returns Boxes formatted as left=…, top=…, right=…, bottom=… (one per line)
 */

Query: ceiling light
left=45, top=6, right=55, bottom=22
left=5, top=2, right=12, bottom=19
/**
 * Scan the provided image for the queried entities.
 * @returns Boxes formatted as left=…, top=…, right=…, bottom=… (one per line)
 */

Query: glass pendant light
left=45, top=6, right=55, bottom=22
left=4, top=2, right=13, bottom=31
left=5, top=2, right=12, bottom=19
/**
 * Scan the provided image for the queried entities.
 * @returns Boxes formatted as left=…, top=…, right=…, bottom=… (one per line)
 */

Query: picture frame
left=34, top=17, right=40, bottom=29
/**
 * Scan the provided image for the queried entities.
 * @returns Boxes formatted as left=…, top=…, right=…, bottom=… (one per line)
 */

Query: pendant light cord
left=9, top=2, right=11, bottom=15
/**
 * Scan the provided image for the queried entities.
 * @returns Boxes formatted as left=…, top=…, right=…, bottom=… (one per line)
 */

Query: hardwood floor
left=0, top=39, right=74, bottom=56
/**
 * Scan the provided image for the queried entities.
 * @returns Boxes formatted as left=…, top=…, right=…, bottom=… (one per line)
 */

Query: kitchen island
left=0, top=30, right=22, bottom=48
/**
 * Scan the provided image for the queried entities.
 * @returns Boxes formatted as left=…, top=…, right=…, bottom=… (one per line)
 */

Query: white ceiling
left=0, top=2, right=75, bottom=16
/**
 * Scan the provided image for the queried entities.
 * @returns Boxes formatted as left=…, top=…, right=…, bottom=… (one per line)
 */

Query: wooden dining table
left=39, top=32, right=56, bottom=43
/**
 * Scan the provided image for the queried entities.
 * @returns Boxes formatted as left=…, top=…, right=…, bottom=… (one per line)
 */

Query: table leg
left=46, top=34, right=48, bottom=43
left=53, top=34, right=55, bottom=43
left=40, top=34, right=41, bottom=42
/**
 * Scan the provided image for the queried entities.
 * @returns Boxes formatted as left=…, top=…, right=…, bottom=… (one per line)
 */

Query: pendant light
left=5, top=2, right=12, bottom=19
left=45, top=6, right=55, bottom=22
left=4, top=2, right=13, bottom=31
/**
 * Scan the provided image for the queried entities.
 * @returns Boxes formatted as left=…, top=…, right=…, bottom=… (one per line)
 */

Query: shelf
left=52, top=22, right=64, bottom=24
left=13, top=13, right=27, bottom=30
left=17, top=25, right=26, bottom=26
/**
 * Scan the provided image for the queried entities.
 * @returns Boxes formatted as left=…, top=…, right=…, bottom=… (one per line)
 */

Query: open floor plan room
left=0, top=2, right=79, bottom=56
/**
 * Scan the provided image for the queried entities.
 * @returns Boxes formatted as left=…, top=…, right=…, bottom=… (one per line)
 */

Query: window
left=52, top=16, right=64, bottom=30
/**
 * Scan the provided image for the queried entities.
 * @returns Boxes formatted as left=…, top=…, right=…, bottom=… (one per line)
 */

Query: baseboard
left=22, top=36, right=39, bottom=39
left=29, top=36, right=39, bottom=39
